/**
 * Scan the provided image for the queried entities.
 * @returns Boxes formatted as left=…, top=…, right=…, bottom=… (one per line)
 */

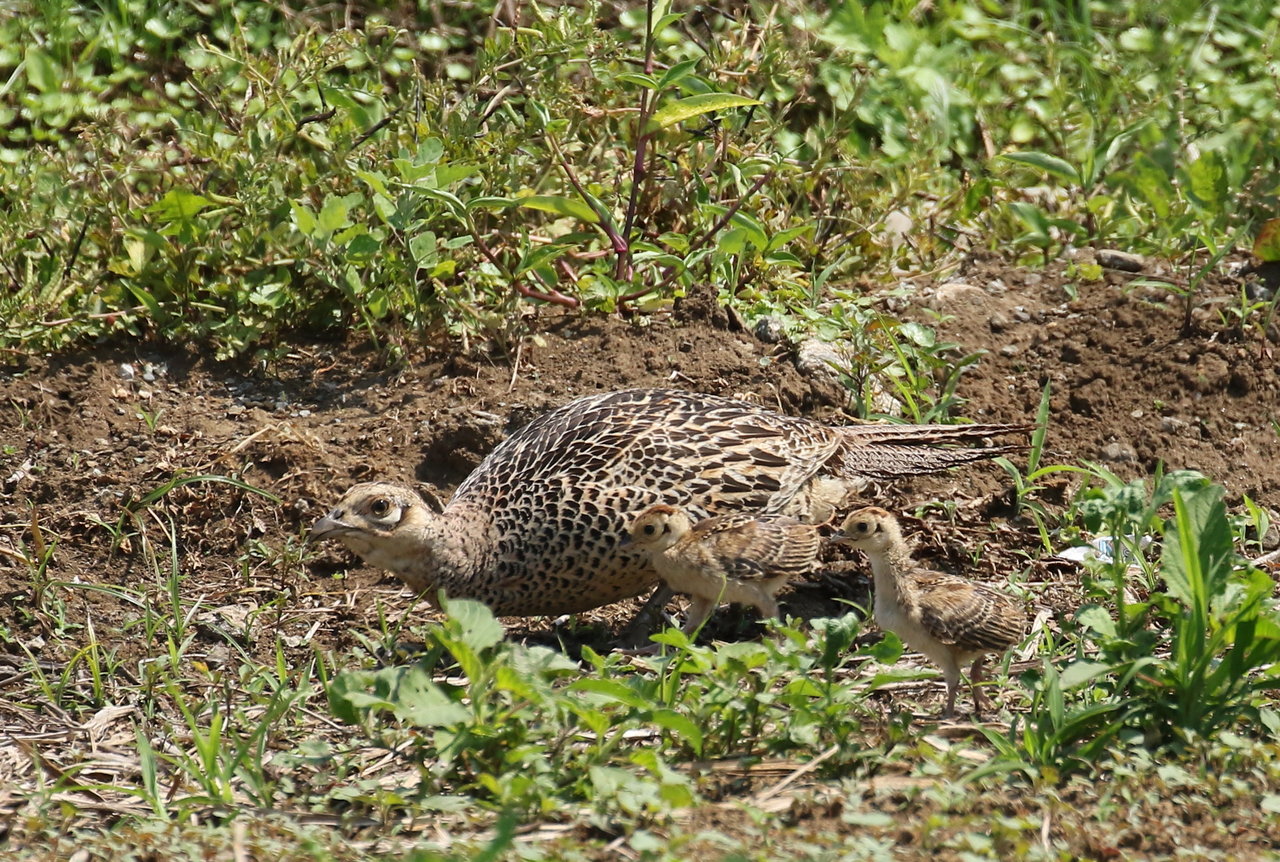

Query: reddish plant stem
left=473, top=229, right=579, bottom=309
left=616, top=168, right=776, bottom=309
left=616, top=0, right=660, bottom=282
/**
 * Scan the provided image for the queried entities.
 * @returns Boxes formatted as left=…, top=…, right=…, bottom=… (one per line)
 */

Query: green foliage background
left=3, top=0, right=1277, bottom=359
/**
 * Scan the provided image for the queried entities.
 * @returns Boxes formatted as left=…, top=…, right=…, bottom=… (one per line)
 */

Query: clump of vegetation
left=3, top=0, right=1277, bottom=361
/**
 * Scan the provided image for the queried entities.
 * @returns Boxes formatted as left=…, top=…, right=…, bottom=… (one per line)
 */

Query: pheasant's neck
left=866, top=545, right=912, bottom=607
left=367, top=504, right=492, bottom=596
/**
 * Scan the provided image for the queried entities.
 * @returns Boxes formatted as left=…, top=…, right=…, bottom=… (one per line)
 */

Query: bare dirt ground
left=2, top=250, right=1279, bottom=856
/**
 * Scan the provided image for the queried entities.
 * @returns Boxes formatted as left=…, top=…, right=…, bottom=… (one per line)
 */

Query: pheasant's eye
left=643, top=524, right=656, bottom=536
left=856, top=522, right=870, bottom=533
left=370, top=499, right=391, bottom=517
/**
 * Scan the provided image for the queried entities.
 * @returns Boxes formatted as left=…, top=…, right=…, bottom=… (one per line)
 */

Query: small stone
left=1096, top=249, right=1145, bottom=272
left=988, top=312, right=1010, bottom=333
left=226, top=404, right=246, bottom=417
left=928, top=282, right=984, bottom=311
left=1100, top=441, right=1138, bottom=462
left=753, top=316, right=785, bottom=344
left=795, top=339, right=845, bottom=383
left=118, top=363, right=135, bottom=381
left=999, top=344, right=1020, bottom=357
left=1262, top=522, right=1280, bottom=551
left=1013, top=307, right=1032, bottom=323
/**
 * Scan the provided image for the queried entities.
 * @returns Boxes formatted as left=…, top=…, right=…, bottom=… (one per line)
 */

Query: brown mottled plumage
left=838, top=506, right=1027, bottom=718
left=311, top=388, right=1027, bottom=618
left=625, top=504, right=822, bottom=637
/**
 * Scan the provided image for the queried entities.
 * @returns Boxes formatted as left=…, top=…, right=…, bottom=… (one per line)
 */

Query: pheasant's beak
left=309, top=512, right=352, bottom=542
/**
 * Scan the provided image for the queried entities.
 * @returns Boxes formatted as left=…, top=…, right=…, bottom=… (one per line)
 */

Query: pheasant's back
left=441, top=389, right=839, bottom=614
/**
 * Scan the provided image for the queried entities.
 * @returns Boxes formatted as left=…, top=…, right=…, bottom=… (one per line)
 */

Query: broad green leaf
left=24, top=47, right=58, bottom=93
left=392, top=671, right=470, bottom=728
left=651, top=12, right=684, bottom=38
left=1059, top=659, right=1112, bottom=689
left=568, top=677, right=647, bottom=708
left=658, top=59, right=700, bottom=90
left=1161, top=483, right=1231, bottom=608
left=1124, top=155, right=1176, bottom=220
left=615, top=73, right=659, bottom=89
left=409, top=231, right=437, bottom=266
left=434, top=163, right=481, bottom=188
left=417, top=137, right=444, bottom=165
left=518, top=194, right=600, bottom=223
left=1075, top=604, right=1117, bottom=638
left=290, top=202, right=314, bottom=235
left=353, top=169, right=391, bottom=198
left=465, top=195, right=516, bottom=212
left=441, top=598, right=504, bottom=652
left=318, top=195, right=352, bottom=234
left=149, top=188, right=213, bottom=222
left=651, top=708, right=704, bottom=755
left=649, top=93, right=761, bottom=130
left=768, top=224, right=815, bottom=251
left=516, top=243, right=570, bottom=278
left=1185, top=150, right=1228, bottom=214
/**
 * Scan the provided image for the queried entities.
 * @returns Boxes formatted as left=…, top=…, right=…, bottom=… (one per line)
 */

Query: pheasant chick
left=626, top=504, right=823, bottom=639
left=838, top=506, right=1027, bottom=718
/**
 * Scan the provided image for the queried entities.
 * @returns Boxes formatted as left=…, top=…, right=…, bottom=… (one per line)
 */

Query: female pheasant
left=311, top=388, right=1026, bottom=617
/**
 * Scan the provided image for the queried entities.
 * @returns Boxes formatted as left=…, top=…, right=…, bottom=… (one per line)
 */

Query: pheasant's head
left=310, top=482, right=442, bottom=575
left=835, top=506, right=899, bottom=552
left=625, top=504, right=692, bottom=554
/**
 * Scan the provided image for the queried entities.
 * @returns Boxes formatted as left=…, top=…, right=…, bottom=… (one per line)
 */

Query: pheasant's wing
left=688, top=514, right=821, bottom=581
left=911, top=571, right=1027, bottom=652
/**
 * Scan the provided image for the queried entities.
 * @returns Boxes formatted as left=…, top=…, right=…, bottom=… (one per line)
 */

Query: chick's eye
left=370, top=499, right=390, bottom=517
left=856, top=522, right=869, bottom=533
left=643, top=524, right=656, bottom=536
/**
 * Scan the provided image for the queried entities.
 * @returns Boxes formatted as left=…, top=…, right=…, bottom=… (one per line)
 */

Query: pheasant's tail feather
left=836, top=423, right=1032, bottom=479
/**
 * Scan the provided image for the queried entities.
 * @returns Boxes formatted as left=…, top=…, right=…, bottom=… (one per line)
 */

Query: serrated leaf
left=518, top=194, right=600, bottom=224
left=1253, top=218, right=1280, bottom=262
left=648, top=93, right=760, bottom=130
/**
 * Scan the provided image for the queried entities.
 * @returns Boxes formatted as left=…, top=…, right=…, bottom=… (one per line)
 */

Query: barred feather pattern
left=626, top=505, right=823, bottom=632
left=312, top=389, right=1028, bottom=617
left=839, top=505, right=1028, bottom=715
